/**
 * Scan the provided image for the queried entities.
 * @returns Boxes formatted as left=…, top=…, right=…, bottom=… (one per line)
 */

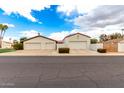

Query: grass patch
left=0, top=49, right=16, bottom=53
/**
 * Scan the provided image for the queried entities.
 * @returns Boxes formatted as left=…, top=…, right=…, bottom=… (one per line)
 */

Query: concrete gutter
left=0, top=52, right=124, bottom=56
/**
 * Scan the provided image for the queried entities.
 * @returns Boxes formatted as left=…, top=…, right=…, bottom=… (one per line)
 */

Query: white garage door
left=25, top=43, right=41, bottom=50
left=69, top=41, right=87, bottom=49
left=43, top=42, right=55, bottom=49
left=118, top=43, right=124, bottom=52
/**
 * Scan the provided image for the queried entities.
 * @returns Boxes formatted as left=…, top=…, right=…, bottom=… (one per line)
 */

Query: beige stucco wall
left=118, top=40, right=124, bottom=52
left=90, top=43, right=103, bottom=51
left=57, top=43, right=68, bottom=51
left=118, top=43, right=124, bottom=52
left=64, top=34, right=90, bottom=49
left=2, top=41, right=12, bottom=48
left=24, top=36, right=56, bottom=50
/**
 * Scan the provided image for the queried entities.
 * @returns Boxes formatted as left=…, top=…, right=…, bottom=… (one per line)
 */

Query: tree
left=90, top=38, right=98, bottom=44
left=99, top=33, right=123, bottom=42
left=13, top=43, right=23, bottom=50
left=13, top=40, right=18, bottom=44
left=109, top=33, right=123, bottom=39
left=0, top=24, right=8, bottom=48
left=13, top=37, right=27, bottom=50
left=99, top=34, right=108, bottom=42
left=20, top=37, right=27, bottom=43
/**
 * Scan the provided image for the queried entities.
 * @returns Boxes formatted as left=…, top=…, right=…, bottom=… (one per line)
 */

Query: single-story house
left=57, top=33, right=91, bottom=50
left=2, top=41, right=13, bottom=49
left=23, top=33, right=91, bottom=50
left=23, top=35, right=57, bottom=50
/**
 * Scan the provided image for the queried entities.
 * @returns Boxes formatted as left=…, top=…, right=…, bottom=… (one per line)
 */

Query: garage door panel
left=69, top=41, right=87, bottom=49
left=41, top=42, right=55, bottom=49
left=25, top=43, right=41, bottom=50
left=45, top=44, right=55, bottom=49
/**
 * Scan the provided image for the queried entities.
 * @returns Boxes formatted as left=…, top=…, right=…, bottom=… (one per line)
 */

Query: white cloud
left=2, top=23, right=15, bottom=28
left=20, top=30, right=41, bottom=38
left=48, top=29, right=106, bottom=41
left=3, top=36, right=18, bottom=42
left=57, top=4, right=98, bottom=16
left=71, top=5, right=124, bottom=38
left=4, top=30, right=41, bottom=42
left=48, top=26, right=124, bottom=41
left=49, top=31, right=70, bottom=41
left=1, top=0, right=123, bottom=22
left=1, top=1, right=124, bottom=39
left=74, top=6, right=124, bottom=28
left=49, top=28, right=88, bottom=41
left=56, top=0, right=124, bottom=16
left=0, top=0, right=51, bottom=22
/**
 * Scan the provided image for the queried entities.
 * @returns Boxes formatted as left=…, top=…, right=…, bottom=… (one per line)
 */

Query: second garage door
left=44, top=42, right=56, bottom=49
left=24, top=43, right=41, bottom=50
left=68, top=41, right=87, bottom=49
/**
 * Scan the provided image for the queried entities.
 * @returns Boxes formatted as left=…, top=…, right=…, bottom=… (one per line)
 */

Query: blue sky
left=0, top=5, right=79, bottom=41
left=0, top=1, right=124, bottom=41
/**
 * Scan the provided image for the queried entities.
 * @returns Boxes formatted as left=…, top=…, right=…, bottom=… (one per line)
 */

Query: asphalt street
left=0, top=56, right=124, bottom=88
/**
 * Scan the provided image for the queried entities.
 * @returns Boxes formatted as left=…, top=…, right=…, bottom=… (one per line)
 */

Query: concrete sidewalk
left=0, top=50, right=124, bottom=56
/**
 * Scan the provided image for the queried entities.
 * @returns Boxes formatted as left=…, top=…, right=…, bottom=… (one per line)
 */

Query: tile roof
left=63, top=32, right=91, bottom=41
left=23, top=35, right=57, bottom=42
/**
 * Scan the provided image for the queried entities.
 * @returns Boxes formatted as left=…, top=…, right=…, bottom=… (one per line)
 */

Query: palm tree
left=0, top=24, right=8, bottom=48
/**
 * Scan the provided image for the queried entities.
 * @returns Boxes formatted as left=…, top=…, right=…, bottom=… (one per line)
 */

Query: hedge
left=97, top=48, right=107, bottom=53
left=58, top=48, right=70, bottom=53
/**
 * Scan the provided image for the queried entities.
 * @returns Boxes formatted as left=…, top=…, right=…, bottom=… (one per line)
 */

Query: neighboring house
left=64, top=33, right=91, bottom=49
left=103, top=39, right=121, bottom=52
left=23, top=35, right=57, bottom=50
left=23, top=33, right=91, bottom=50
left=2, top=41, right=12, bottom=49
left=90, top=39, right=124, bottom=52
left=58, top=33, right=91, bottom=50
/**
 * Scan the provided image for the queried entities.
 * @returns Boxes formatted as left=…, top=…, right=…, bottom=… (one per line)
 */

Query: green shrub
left=58, top=48, right=70, bottom=53
left=13, top=43, right=23, bottom=50
left=97, top=48, right=107, bottom=53
left=90, top=39, right=98, bottom=44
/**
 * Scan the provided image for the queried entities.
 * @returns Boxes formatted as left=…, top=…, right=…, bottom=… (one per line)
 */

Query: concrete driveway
left=0, top=49, right=124, bottom=56
left=0, top=49, right=99, bottom=56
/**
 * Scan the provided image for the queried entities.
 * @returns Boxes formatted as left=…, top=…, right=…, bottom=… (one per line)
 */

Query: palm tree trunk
left=0, top=36, right=2, bottom=48
left=2, top=30, right=5, bottom=39
left=0, top=30, right=3, bottom=48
